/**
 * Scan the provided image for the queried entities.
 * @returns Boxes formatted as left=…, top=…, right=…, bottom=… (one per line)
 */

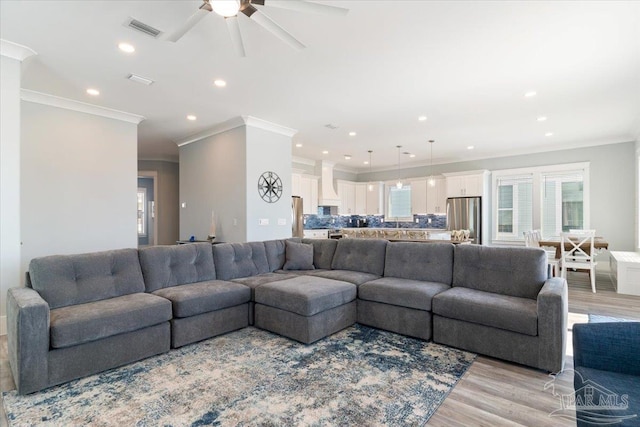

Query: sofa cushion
left=330, top=238, right=387, bottom=276
left=432, top=287, right=538, bottom=336
left=212, top=242, right=270, bottom=280
left=255, top=276, right=356, bottom=317
left=307, top=269, right=381, bottom=286
left=138, top=243, right=216, bottom=293
left=49, top=293, right=171, bottom=349
left=264, top=238, right=299, bottom=272
left=301, top=238, right=338, bottom=270
left=283, top=241, right=315, bottom=271
left=359, top=277, right=450, bottom=311
left=453, top=245, right=547, bottom=299
left=233, top=272, right=298, bottom=298
left=152, top=280, right=250, bottom=318
left=29, top=248, right=145, bottom=309
left=383, top=242, right=454, bottom=284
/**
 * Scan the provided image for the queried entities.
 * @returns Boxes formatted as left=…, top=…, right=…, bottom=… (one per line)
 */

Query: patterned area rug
left=3, top=325, right=475, bottom=426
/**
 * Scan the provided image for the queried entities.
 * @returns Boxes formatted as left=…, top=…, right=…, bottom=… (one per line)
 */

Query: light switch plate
left=259, top=219, right=269, bottom=226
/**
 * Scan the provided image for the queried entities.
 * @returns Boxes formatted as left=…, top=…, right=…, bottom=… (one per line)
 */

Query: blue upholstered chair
left=572, top=322, right=640, bottom=426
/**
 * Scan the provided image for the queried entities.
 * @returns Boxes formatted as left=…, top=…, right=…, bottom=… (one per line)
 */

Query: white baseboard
left=0, top=315, right=6, bottom=336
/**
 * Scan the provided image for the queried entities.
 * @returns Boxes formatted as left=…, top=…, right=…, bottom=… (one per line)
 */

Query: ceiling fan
left=165, top=0, right=349, bottom=56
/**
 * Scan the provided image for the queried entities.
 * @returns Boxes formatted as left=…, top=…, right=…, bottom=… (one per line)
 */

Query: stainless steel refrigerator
left=446, top=196, right=482, bottom=244
left=292, top=196, right=304, bottom=238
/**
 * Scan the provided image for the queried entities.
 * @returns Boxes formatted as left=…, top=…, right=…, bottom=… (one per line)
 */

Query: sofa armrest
left=7, top=286, right=50, bottom=394
left=573, top=322, right=640, bottom=376
left=536, top=277, right=568, bottom=373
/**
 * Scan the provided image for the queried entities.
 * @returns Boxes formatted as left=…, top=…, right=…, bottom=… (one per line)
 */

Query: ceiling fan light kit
left=165, top=0, right=348, bottom=55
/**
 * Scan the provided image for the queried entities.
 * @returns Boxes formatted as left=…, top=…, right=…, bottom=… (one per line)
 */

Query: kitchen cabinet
left=355, top=184, right=367, bottom=215
left=426, top=177, right=447, bottom=214
left=410, top=179, right=428, bottom=214
left=303, top=229, right=328, bottom=239
left=365, top=182, right=383, bottom=215
left=337, top=180, right=355, bottom=215
left=445, top=171, right=488, bottom=198
left=292, top=173, right=318, bottom=215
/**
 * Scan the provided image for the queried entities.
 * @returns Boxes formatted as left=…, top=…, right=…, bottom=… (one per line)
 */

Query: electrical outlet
left=415, top=218, right=419, bottom=224
left=259, top=219, right=269, bottom=226
left=233, top=218, right=238, bottom=226
left=181, top=202, right=187, bottom=208
left=428, top=218, right=432, bottom=224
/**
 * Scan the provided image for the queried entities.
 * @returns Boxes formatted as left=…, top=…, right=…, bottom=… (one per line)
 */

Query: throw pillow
left=283, top=241, right=315, bottom=271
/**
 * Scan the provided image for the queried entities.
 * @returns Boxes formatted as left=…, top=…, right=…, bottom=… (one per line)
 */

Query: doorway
left=138, top=172, right=157, bottom=246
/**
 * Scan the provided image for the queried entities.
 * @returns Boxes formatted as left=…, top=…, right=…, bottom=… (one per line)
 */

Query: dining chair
left=560, top=230, right=597, bottom=293
left=523, top=230, right=560, bottom=277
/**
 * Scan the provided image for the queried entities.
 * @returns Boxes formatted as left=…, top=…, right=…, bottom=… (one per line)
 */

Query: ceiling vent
left=324, top=124, right=339, bottom=130
left=127, top=74, right=154, bottom=86
left=126, top=18, right=162, bottom=38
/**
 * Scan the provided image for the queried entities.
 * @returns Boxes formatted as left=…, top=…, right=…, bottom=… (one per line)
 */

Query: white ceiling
left=2, top=1, right=639, bottom=171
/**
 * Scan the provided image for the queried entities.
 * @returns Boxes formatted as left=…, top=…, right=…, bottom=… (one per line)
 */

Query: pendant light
left=396, top=145, right=403, bottom=189
left=367, top=150, right=374, bottom=192
left=427, top=139, right=436, bottom=187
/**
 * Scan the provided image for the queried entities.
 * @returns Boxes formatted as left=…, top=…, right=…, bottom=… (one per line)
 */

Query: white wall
left=245, top=126, right=292, bottom=241
left=179, top=126, right=248, bottom=243
left=179, top=119, right=294, bottom=243
left=0, top=55, right=23, bottom=334
left=20, top=101, right=139, bottom=274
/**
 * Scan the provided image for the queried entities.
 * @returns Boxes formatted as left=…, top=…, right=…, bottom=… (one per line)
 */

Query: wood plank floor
left=1, top=270, right=638, bottom=426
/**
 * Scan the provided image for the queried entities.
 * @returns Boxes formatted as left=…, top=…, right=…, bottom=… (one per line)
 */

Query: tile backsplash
left=303, top=214, right=447, bottom=230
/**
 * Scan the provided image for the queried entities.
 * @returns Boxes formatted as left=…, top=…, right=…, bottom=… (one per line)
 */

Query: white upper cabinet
left=426, top=177, right=447, bottom=213
left=292, top=173, right=318, bottom=215
left=365, top=182, right=383, bottom=215
left=337, top=180, right=355, bottom=215
left=354, top=183, right=367, bottom=215
left=445, top=171, right=489, bottom=197
left=410, top=179, right=428, bottom=214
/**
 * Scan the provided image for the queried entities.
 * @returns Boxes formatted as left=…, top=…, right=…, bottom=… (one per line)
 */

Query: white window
left=385, top=183, right=412, bottom=221
left=492, top=163, right=589, bottom=242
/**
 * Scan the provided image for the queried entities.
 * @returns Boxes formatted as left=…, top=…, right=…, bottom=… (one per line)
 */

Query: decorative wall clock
left=258, top=171, right=283, bottom=203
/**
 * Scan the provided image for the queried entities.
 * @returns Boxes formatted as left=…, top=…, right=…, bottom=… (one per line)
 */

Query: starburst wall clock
left=258, top=171, right=283, bottom=203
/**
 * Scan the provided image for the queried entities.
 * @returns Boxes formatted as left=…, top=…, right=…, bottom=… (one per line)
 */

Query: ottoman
left=254, top=275, right=357, bottom=344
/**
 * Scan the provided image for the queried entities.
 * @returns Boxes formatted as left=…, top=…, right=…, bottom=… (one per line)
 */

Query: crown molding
left=177, top=115, right=298, bottom=147
left=291, top=156, right=315, bottom=166
left=242, top=115, right=298, bottom=137
left=0, top=39, right=36, bottom=61
left=21, top=90, right=145, bottom=124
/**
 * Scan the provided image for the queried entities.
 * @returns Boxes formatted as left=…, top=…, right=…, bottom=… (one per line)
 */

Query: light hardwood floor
left=1, top=271, right=638, bottom=427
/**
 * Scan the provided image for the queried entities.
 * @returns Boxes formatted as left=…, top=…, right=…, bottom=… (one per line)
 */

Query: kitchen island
left=338, top=228, right=472, bottom=244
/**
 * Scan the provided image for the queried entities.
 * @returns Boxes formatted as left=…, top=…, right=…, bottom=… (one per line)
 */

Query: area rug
left=2, top=325, right=475, bottom=426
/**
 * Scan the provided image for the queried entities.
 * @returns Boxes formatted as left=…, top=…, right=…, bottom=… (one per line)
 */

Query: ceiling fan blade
left=165, top=7, right=211, bottom=42
left=242, top=5, right=305, bottom=50
left=260, top=0, right=349, bottom=16
left=225, top=16, right=246, bottom=57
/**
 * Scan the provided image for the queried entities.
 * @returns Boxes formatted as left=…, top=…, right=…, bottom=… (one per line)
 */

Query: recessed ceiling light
left=537, top=116, right=547, bottom=122
left=524, top=91, right=537, bottom=98
left=467, top=146, right=474, bottom=150
left=545, top=132, right=554, bottom=137
left=213, top=79, right=227, bottom=87
left=118, top=42, right=135, bottom=53
left=187, top=115, right=197, bottom=121
left=344, top=155, right=352, bottom=160
left=295, top=143, right=303, bottom=147
left=86, top=88, right=100, bottom=96
left=409, top=154, right=416, bottom=158
left=418, top=116, right=427, bottom=121
left=322, top=150, right=329, bottom=154
left=363, top=161, right=369, bottom=165
left=349, top=131, right=357, bottom=137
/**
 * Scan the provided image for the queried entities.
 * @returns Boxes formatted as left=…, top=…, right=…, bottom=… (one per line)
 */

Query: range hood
left=316, top=160, right=341, bottom=206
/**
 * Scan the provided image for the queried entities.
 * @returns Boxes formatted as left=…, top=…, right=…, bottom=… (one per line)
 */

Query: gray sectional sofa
left=7, top=237, right=568, bottom=395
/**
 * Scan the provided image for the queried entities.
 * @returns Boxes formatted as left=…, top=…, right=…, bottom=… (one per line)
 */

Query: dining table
left=538, top=236, right=609, bottom=259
